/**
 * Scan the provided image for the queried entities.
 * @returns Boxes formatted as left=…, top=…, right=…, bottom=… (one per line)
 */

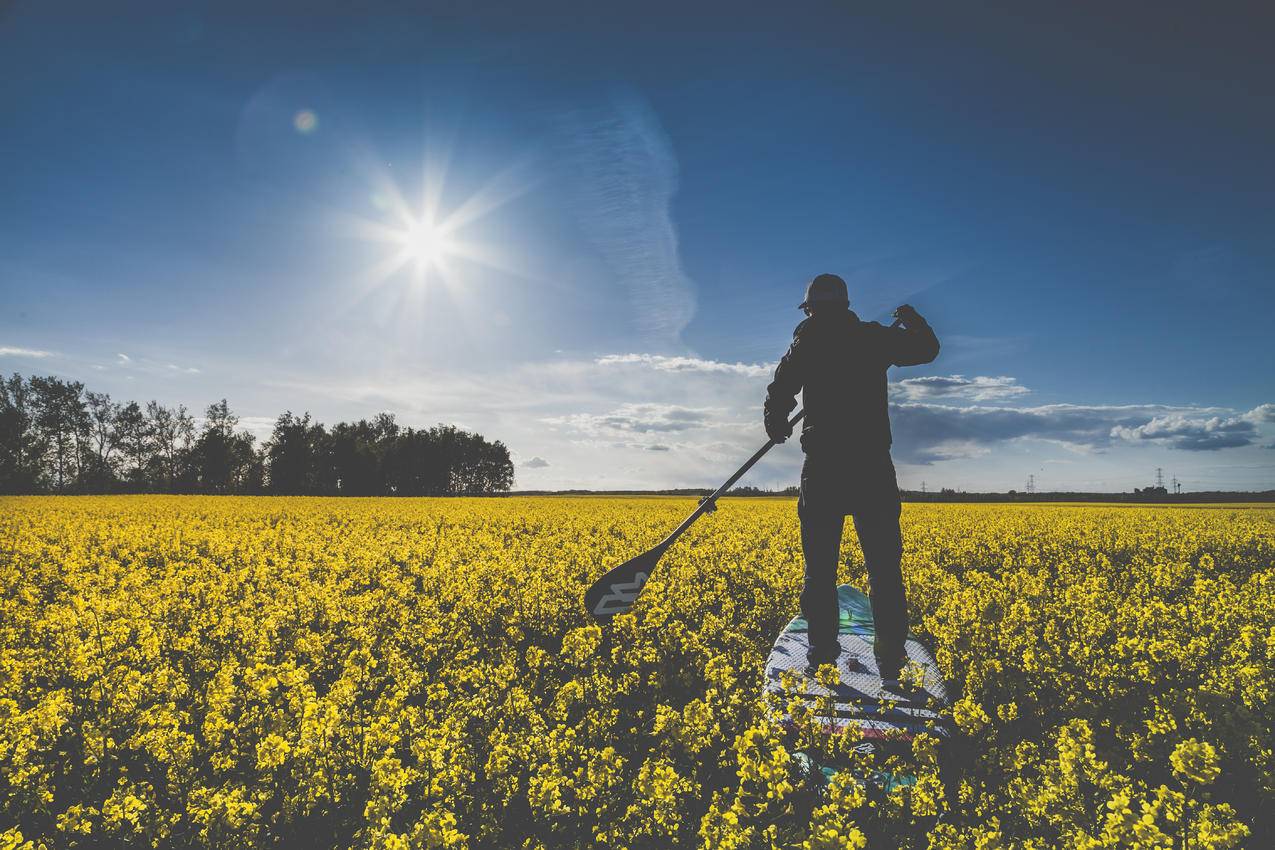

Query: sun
left=402, top=220, right=457, bottom=272
left=341, top=147, right=534, bottom=320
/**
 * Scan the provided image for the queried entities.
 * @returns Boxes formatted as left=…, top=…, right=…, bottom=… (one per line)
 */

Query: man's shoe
left=877, top=656, right=926, bottom=697
left=881, top=675, right=923, bottom=697
left=804, top=652, right=840, bottom=677
left=876, top=655, right=906, bottom=683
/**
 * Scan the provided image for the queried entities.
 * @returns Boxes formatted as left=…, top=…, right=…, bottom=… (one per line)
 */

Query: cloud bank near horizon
left=5, top=344, right=1273, bottom=491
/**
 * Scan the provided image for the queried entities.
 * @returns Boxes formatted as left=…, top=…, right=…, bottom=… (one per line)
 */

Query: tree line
left=0, top=373, right=514, bottom=496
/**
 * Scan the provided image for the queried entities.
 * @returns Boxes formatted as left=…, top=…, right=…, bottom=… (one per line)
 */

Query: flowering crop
left=0, top=496, right=1270, bottom=848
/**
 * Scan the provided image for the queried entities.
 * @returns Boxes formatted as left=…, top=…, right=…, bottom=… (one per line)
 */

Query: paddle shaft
left=657, top=409, right=805, bottom=549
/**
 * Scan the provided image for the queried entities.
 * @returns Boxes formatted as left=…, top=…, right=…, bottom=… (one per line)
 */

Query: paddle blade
left=583, top=545, right=665, bottom=621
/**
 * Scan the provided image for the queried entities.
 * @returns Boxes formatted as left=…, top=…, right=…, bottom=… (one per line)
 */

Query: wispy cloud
left=0, top=346, right=55, bottom=358
left=522, top=456, right=550, bottom=469
left=543, top=403, right=722, bottom=437
left=0, top=344, right=202, bottom=376
left=597, top=353, right=773, bottom=378
left=555, top=92, right=696, bottom=345
left=111, top=352, right=201, bottom=376
left=892, top=374, right=1029, bottom=403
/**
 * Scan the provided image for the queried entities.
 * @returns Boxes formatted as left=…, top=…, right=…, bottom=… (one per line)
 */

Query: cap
left=798, top=273, right=849, bottom=309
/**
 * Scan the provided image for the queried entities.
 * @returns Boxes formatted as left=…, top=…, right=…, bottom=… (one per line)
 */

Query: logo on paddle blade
left=592, top=572, right=648, bottom=616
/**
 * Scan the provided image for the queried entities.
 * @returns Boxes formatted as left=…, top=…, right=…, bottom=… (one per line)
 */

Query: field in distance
left=1, top=496, right=1270, bottom=849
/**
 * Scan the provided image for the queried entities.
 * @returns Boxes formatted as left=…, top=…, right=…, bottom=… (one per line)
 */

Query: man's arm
left=885, top=304, right=939, bottom=366
left=763, top=322, right=807, bottom=442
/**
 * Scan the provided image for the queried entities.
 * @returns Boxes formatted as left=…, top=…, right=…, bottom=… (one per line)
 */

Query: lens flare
left=293, top=110, right=318, bottom=134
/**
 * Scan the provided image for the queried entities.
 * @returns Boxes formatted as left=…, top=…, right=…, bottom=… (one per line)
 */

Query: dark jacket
left=764, top=309, right=939, bottom=456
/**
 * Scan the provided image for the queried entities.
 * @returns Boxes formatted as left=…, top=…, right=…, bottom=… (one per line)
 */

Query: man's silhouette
left=764, top=273, right=939, bottom=682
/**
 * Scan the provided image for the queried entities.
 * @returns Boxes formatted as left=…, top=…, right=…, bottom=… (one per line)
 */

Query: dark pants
left=798, top=451, right=907, bottom=667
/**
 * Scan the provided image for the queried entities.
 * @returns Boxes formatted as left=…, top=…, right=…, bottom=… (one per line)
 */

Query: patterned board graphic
left=764, top=584, right=952, bottom=741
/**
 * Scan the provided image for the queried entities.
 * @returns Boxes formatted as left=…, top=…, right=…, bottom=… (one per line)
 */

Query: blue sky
left=2, top=2, right=1273, bottom=491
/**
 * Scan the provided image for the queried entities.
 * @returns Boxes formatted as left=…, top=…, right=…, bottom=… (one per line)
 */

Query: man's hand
left=892, top=304, right=924, bottom=328
left=765, top=414, right=793, bottom=444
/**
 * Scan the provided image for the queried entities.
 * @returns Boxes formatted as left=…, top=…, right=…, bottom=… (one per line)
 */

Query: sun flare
left=341, top=148, right=533, bottom=324
left=402, top=220, right=457, bottom=271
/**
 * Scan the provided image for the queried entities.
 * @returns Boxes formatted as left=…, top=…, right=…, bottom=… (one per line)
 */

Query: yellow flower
left=1170, top=738, right=1221, bottom=786
left=0, top=495, right=1268, bottom=848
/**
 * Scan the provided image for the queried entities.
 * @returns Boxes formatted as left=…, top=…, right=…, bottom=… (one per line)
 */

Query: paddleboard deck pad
left=764, top=584, right=952, bottom=783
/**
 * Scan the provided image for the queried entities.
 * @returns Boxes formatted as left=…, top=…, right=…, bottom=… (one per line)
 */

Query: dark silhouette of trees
left=264, top=411, right=325, bottom=495
left=83, top=390, right=121, bottom=491
left=145, top=400, right=196, bottom=491
left=116, top=401, right=149, bottom=490
left=321, top=414, right=398, bottom=495
left=0, top=374, right=45, bottom=493
left=381, top=424, right=515, bottom=496
left=30, top=376, right=88, bottom=491
left=190, top=399, right=263, bottom=494
left=0, top=373, right=515, bottom=496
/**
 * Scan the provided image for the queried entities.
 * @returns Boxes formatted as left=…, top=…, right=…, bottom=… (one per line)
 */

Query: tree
left=0, top=374, right=46, bottom=493
left=193, top=399, right=258, bottom=493
left=476, top=439, right=514, bottom=493
left=29, top=376, right=88, bottom=492
left=115, top=401, right=149, bottom=490
left=265, top=411, right=325, bottom=494
left=0, top=375, right=515, bottom=496
left=83, top=391, right=122, bottom=490
left=381, top=423, right=514, bottom=496
left=145, top=401, right=194, bottom=491
left=320, top=413, right=398, bottom=495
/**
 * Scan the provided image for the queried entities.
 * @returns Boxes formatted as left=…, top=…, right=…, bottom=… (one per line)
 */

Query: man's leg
left=798, top=492, right=845, bottom=665
left=852, top=501, right=907, bottom=676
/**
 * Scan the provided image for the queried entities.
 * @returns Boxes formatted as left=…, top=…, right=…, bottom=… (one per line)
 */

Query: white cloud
left=1111, top=412, right=1258, bottom=452
left=891, top=374, right=1029, bottom=403
left=542, top=403, right=722, bottom=438
left=891, top=401, right=1271, bottom=464
left=108, top=352, right=203, bottom=376
left=0, top=346, right=55, bottom=358
left=554, top=93, right=696, bottom=344
left=597, top=353, right=774, bottom=378
left=1243, top=404, right=1275, bottom=424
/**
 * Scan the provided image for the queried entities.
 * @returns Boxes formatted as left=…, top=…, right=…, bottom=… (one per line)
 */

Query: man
left=764, top=273, right=939, bottom=683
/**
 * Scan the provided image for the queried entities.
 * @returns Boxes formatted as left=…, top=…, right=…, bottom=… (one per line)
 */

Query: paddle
left=583, top=409, right=805, bottom=621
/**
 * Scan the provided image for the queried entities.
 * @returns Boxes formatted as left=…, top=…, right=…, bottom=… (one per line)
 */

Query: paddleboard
left=763, top=583, right=952, bottom=779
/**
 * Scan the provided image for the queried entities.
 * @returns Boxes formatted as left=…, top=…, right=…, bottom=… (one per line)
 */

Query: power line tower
left=1172, top=475, right=1181, bottom=495
left=1155, top=467, right=1164, bottom=489
left=921, top=480, right=927, bottom=495
left=1026, top=474, right=1035, bottom=495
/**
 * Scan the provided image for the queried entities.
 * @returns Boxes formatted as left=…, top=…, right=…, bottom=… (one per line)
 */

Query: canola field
left=1, top=496, right=1272, bottom=850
